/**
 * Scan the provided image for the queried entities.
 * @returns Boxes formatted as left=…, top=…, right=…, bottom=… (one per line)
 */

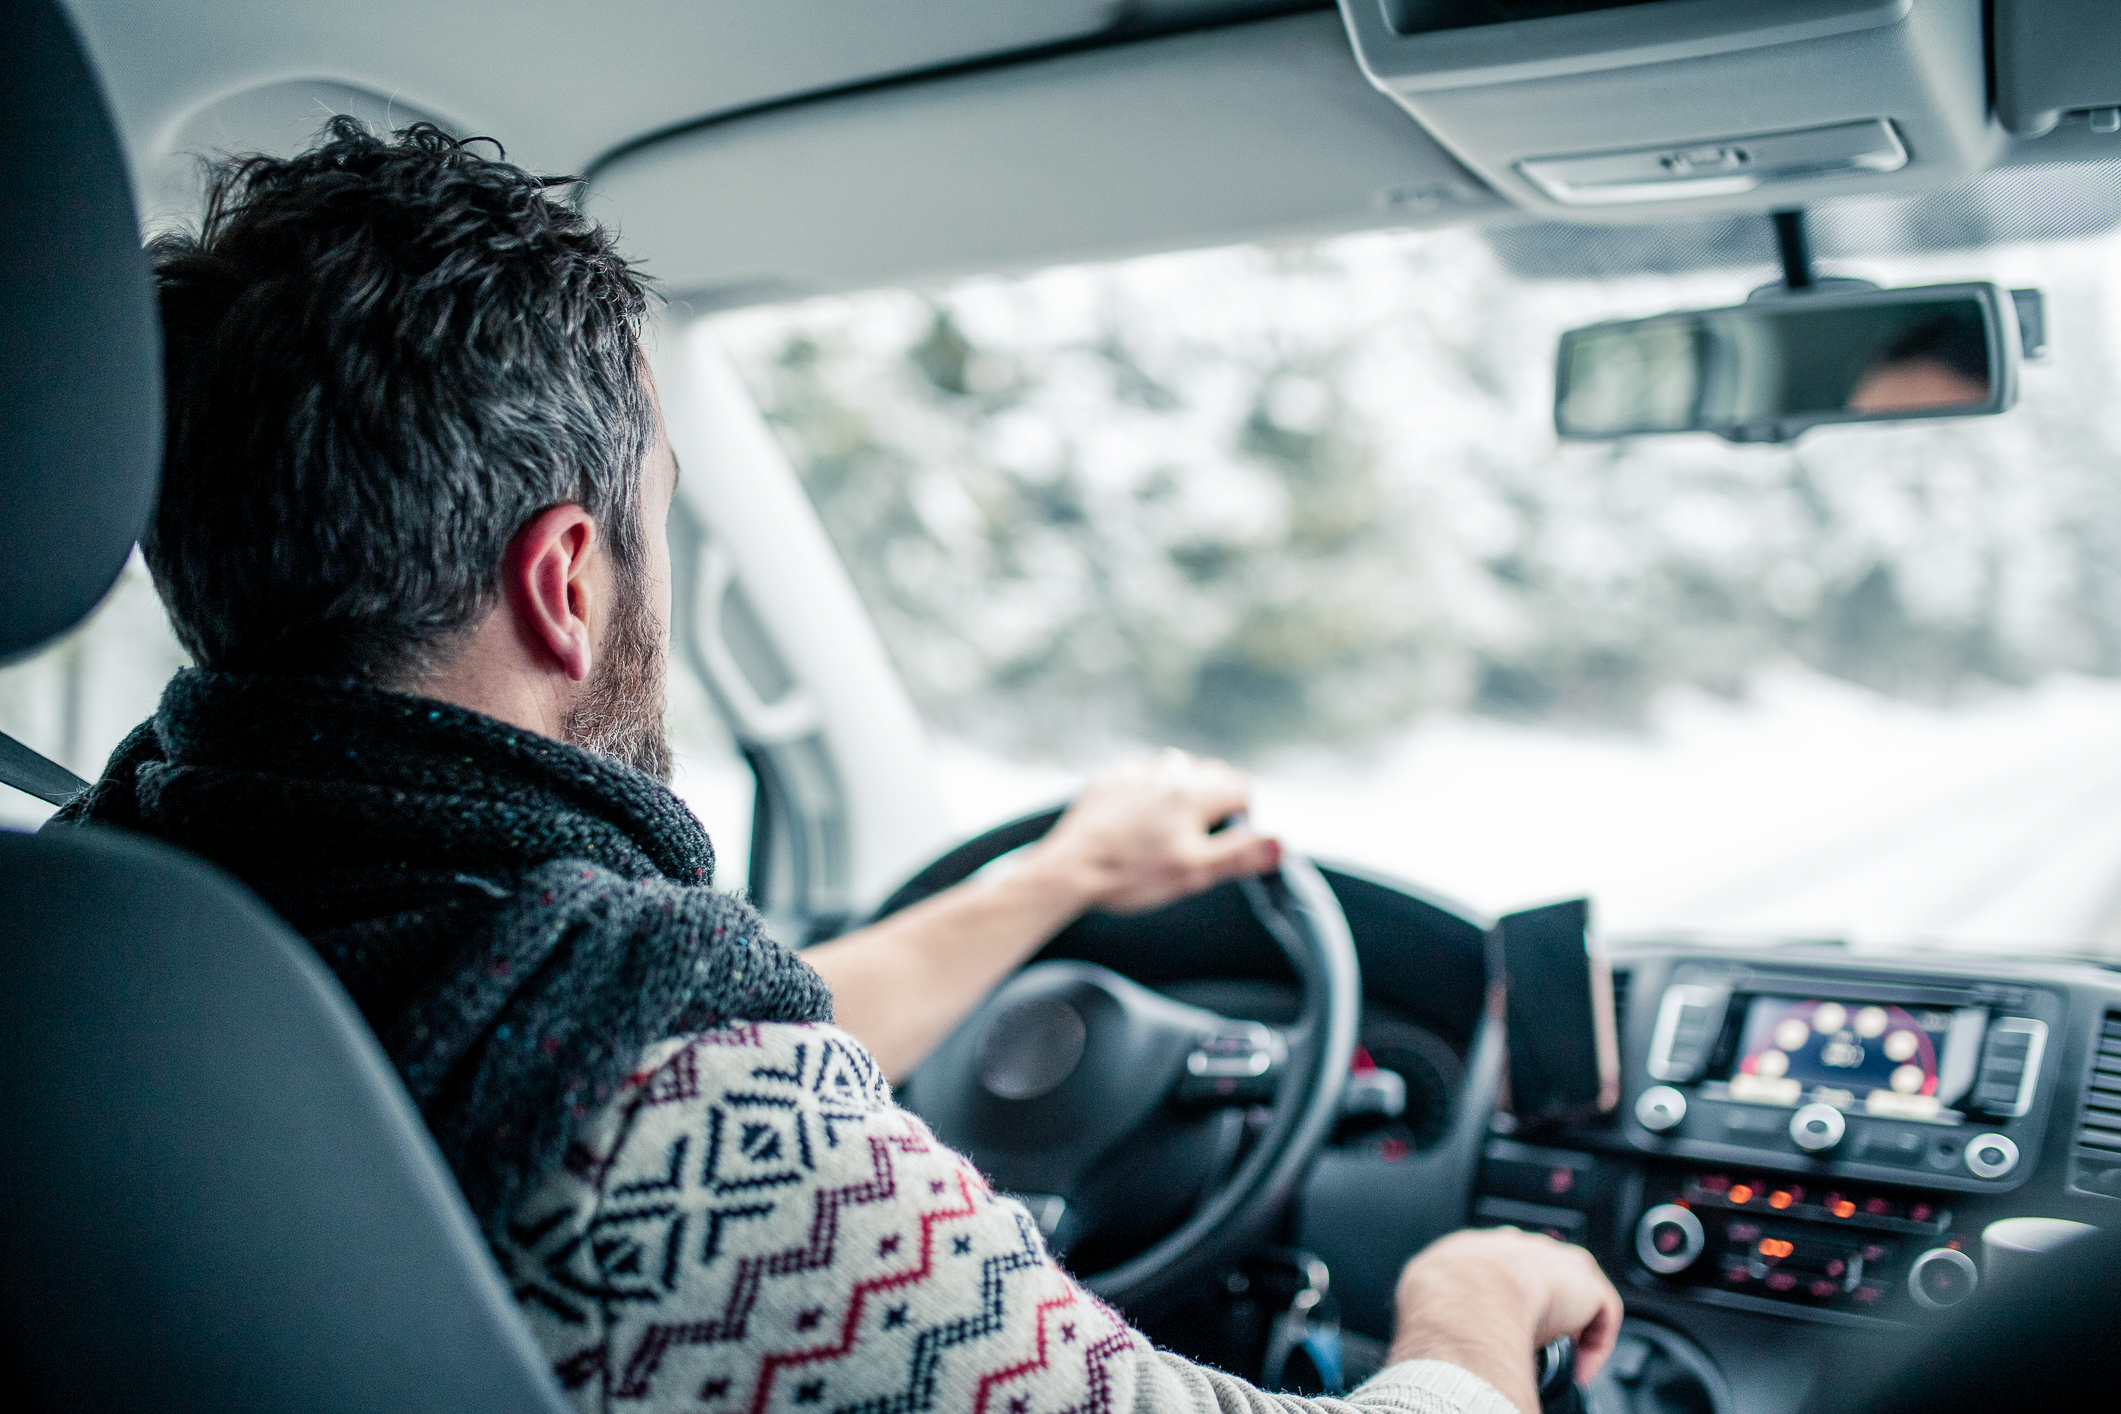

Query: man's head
left=146, top=118, right=675, bottom=777
left=1847, top=310, right=1992, bottom=415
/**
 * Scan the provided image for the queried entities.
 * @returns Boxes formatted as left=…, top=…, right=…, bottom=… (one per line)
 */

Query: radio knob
left=1636, top=1203, right=1706, bottom=1275
left=1636, top=1085, right=1687, bottom=1132
left=1790, top=1102, right=1846, bottom=1153
left=1964, top=1133, right=2019, bottom=1179
left=1908, top=1247, right=1979, bottom=1310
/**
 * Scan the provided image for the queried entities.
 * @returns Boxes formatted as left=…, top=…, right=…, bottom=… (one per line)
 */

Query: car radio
left=1630, top=1169, right=1980, bottom=1322
left=1622, top=964, right=2064, bottom=1193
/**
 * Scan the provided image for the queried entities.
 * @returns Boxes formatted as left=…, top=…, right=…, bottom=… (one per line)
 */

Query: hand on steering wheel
left=880, top=803, right=1361, bottom=1315
left=1031, top=751, right=1281, bottom=914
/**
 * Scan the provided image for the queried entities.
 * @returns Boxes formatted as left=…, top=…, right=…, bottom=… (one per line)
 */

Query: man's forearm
left=801, top=851, right=1099, bottom=1078
left=1388, top=1282, right=1540, bottom=1414
left=1135, top=1350, right=1521, bottom=1414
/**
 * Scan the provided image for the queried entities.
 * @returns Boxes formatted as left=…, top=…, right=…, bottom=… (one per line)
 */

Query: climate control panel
left=1630, top=1169, right=1977, bottom=1321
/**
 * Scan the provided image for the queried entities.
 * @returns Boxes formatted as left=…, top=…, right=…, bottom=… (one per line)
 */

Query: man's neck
left=413, top=609, right=576, bottom=743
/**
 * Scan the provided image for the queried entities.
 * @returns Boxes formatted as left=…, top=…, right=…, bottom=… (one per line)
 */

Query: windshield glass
left=717, top=217, right=2121, bottom=960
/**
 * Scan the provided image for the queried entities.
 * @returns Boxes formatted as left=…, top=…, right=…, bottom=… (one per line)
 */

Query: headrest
left=0, top=0, right=161, bottom=665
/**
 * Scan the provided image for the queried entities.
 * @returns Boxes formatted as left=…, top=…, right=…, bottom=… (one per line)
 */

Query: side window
left=0, top=546, right=758, bottom=886
left=0, top=553, right=188, bottom=830
left=665, top=641, right=758, bottom=897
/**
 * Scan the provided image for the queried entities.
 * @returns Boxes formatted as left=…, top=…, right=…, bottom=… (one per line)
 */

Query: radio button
left=1790, top=1102, right=1847, bottom=1153
left=1853, top=1124, right=1925, bottom=1164
left=1964, top=1132, right=2019, bottom=1179
left=1636, top=1085, right=1687, bottom=1132
left=1636, top=1203, right=1706, bottom=1275
left=1908, top=1247, right=1979, bottom=1310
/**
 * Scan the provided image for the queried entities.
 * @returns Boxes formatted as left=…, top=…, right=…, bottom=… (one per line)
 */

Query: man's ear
left=504, top=504, right=601, bottom=683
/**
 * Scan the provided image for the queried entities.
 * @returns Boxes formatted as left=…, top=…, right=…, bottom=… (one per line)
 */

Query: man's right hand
left=1027, top=749, right=1280, bottom=915
left=1387, top=1228, right=1624, bottom=1414
left=803, top=748, right=1278, bottom=1079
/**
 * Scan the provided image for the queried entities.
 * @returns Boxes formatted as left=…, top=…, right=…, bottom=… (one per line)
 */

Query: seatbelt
left=0, top=728, right=88, bottom=806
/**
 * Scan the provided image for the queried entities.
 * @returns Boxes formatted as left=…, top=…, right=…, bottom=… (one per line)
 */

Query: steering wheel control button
left=975, top=996, right=1088, bottom=1100
left=1964, top=1132, right=2020, bottom=1179
left=1790, top=1102, right=1846, bottom=1153
left=1178, top=1023, right=1286, bottom=1103
left=1908, top=1247, right=1979, bottom=1310
left=1636, top=1085, right=1687, bottom=1133
left=1636, top=1203, right=1707, bottom=1275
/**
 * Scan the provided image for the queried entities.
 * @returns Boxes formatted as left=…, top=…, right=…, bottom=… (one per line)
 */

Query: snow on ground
left=931, top=668, right=2121, bottom=960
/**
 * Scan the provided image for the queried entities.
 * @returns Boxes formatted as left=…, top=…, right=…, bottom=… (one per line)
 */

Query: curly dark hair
left=144, top=117, right=656, bottom=684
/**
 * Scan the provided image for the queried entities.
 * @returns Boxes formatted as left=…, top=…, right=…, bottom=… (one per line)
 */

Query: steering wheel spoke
left=884, top=805, right=1362, bottom=1313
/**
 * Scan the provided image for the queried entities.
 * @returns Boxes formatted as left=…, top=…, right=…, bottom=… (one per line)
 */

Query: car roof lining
left=65, top=0, right=2121, bottom=304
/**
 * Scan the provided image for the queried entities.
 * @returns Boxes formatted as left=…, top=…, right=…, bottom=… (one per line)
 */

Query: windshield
left=717, top=218, right=2121, bottom=961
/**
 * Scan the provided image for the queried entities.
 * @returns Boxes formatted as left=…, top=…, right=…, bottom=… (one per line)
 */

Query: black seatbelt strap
left=0, top=729, right=88, bottom=806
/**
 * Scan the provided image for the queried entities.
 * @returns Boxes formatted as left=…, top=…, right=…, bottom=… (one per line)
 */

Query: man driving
left=56, top=121, right=1620, bottom=1414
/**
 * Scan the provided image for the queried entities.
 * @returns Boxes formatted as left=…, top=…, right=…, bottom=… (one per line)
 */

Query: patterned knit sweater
left=499, top=1020, right=1521, bottom=1414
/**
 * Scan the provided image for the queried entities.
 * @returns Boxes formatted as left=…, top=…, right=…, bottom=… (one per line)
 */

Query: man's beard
left=561, top=568, right=673, bottom=782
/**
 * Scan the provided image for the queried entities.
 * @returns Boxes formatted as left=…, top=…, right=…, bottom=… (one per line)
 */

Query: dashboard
left=1027, top=862, right=2121, bottom=1414
left=1326, top=935, right=2117, bottom=1414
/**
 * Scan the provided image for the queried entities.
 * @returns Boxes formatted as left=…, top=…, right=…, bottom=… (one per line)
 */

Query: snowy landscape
left=926, top=668, right=2121, bottom=958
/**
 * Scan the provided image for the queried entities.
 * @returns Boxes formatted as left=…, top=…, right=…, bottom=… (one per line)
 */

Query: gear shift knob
left=1538, top=1336, right=1585, bottom=1414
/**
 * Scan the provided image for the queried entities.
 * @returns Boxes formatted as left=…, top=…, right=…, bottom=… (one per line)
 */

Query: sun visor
left=1336, top=0, right=1999, bottom=222
left=587, top=11, right=1507, bottom=307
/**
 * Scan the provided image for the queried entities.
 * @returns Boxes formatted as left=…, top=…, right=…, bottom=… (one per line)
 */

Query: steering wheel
left=875, top=807, right=1361, bottom=1315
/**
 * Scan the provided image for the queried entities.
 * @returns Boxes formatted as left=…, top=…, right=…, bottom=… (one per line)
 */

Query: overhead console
left=1336, top=0, right=2000, bottom=219
left=1995, top=0, right=2121, bottom=137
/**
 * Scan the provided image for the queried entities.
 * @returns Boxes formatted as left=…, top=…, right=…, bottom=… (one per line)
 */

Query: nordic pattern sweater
left=499, top=1020, right=1520, bottom=1414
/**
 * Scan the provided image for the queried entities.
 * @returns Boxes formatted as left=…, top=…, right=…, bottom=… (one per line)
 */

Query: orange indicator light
left=1831, top=1200, right=1856, bottom=1218
left=1728, top=1185, right=1755, bottom=1205
left=1768, top=1190, right=1793, bottom=1210
left=1757, top=1238, right=1794, bottom=1259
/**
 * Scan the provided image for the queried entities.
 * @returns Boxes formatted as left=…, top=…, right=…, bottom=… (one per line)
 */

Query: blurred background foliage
left=717, top=225, right=2121, bottom=762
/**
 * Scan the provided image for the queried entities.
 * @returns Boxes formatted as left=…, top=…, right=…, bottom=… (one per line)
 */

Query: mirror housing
left=1554, top=281, right=2031, bottom=444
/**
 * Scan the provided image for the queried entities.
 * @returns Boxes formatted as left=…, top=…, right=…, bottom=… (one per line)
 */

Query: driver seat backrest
left=0, top=3, right=571, bottom=1409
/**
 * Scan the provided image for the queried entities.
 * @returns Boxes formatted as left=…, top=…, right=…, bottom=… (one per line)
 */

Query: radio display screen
left=1728, top=996, right=1965, bottom=1119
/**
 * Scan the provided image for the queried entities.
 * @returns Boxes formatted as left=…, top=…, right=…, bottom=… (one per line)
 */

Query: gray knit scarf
left=54, top=669, right=834, bottom=1234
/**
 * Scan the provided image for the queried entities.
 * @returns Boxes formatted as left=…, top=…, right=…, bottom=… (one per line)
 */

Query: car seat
left=0, top=2, right=572, bottom=1409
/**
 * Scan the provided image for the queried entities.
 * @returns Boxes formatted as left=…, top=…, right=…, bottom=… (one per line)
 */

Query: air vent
left=1609, top=967, right=1632, bottom=1051
left=1647, top=983, right=1724, bottom=1083
left=2071, top=1010, right=2121, bottom=1199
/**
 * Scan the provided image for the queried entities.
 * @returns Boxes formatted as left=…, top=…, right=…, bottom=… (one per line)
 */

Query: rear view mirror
left=1554, top=282, right=2029, bottom=443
